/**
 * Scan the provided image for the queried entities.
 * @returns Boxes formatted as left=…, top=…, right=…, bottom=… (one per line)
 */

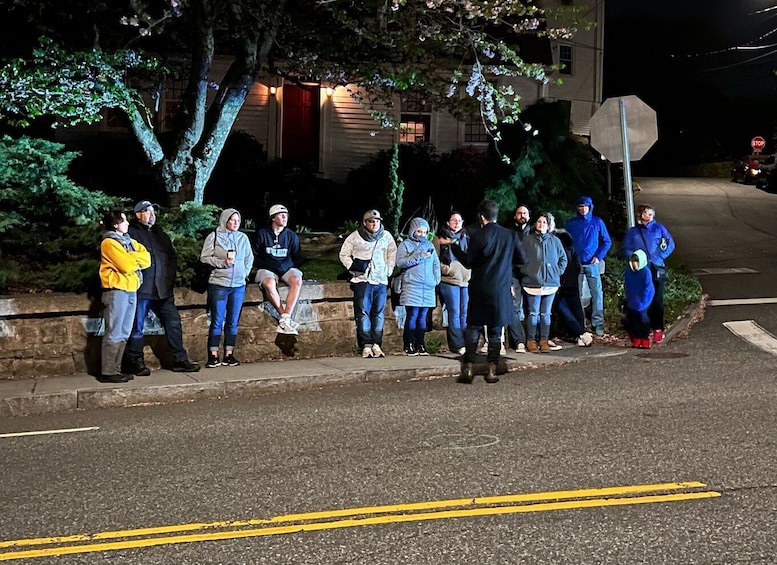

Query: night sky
left=604, top=0, right=777, bottom=164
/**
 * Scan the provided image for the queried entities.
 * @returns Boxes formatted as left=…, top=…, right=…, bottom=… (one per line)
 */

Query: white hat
left=269, top=204, right=288, bottom=217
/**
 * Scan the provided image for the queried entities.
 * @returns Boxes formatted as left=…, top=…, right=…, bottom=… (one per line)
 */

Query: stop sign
left=590, top=95, right=658, bottom=163
left=751, top=136, right=766, bottom=152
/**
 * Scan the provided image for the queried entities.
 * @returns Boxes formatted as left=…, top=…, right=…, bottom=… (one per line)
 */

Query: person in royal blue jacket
left=624, top=249, right=655, bottom=349
left=622, top=204, right=675, bottom=344
left=564, top=196, right=612, bottom=336
left=253, top=204, right=304, bottom=335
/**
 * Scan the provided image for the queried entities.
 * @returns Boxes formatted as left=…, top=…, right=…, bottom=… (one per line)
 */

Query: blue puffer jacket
left=520, top=231, right=568, bottom=288
left=624, top=250, right=655, bottom=311
left=622, top=219, right=675, bottom=268
left=396, top=219, right=441, bottom=307
left=564, top=196, right=612, bottom=264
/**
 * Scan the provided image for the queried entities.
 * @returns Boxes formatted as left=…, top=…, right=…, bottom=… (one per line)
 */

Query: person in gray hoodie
left=199, top=208, right=254, bottom=368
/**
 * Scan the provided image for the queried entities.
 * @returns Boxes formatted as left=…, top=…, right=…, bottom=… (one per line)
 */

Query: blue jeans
left=207, top=284, right=246, bottom=352
left=126, top=296, right=187, bottom=361
left=404, top=306, right=430, bottom=347
left=101, top=289, right=136, bottom=375
left=351, top=282, right=387, bottom=348
left=525, top=292, right=556, bottom=342
left=554, top=293, right=586, bottom=337
left=438, top=283, right=468, bottom=351
left=580, top=263, right=604, bottom=328
left=506, top=277, right=526, bottom=345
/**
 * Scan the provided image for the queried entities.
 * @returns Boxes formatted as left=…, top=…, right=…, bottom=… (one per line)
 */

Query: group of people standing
left=97, top=196, right=674, bottom=384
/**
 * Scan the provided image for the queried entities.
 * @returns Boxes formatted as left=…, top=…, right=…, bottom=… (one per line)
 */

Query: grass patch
left=302, top=258, right=346, bottom=281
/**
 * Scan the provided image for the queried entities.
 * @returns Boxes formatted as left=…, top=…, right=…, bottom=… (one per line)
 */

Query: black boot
left=457, top=362, right=474, bottom=384
left=415, top=328, right=428, bottom=355
left=484, top=363, right=500, bottom=384
left=404, top=343, right=418, bottom=356
left=125, top=357, right=151, bottom=377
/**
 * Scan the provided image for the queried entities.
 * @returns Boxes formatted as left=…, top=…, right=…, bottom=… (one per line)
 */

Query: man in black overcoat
left=441, top=200, right=526, bottom=383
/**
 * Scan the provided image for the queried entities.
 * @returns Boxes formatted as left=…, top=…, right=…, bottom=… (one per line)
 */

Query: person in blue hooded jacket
left=622, top=204, right=675, bottom=344
left=624, top=249, right=655, bottom=349
left=396, top=218, right=441, bottom=355
left=564, top=196, right=612, bottom=336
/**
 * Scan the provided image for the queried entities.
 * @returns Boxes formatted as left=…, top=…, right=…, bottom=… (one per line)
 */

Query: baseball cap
left=133, top=200, right=158, bottom=213
left=363, top=209, right=382, bottom=222
left=269, top=204, right=289, bottom=217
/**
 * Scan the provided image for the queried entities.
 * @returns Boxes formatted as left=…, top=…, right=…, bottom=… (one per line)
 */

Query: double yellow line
left=0, top=481, right=719, bottom=561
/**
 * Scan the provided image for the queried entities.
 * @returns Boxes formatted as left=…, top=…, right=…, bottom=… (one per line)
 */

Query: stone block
left=0, top=392, right=78, bottom=417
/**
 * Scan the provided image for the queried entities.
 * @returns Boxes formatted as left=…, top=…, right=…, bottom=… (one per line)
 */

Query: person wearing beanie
left=624, top=249, right=655, bottom=348
left=338, top=209, right=397, bottom=358
left=98, top=210, right=151, bottom=383
left=396, top=217, right=441, bottom=356
left=253, top=204, right=304, bottom=335
left=564, top=196, right=612, bottom=336
left=124, top=200, right=201, bottom=376
left=200, top=208, right=254, bottom=368
left=622, top=204, right=675, bottom=344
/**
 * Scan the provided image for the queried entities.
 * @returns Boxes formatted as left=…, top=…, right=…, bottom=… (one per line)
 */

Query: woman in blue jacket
left=622, top=204, right=675, bottom=344
left=396, top=218, right=441, bottom=355
left=520, top=213, right=567, bottom=353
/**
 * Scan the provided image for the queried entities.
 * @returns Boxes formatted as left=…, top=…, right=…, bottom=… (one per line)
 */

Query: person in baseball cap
left=363, top=209, right=382, bottom=222
left=133, top=200, right=159, bottom=214
left=253, top=203, right=304, bottom=335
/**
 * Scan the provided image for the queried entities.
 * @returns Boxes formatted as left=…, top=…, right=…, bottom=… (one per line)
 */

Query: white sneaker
left=576, top=332, right=593, bottom=347
left=362, top=346, right=374, bottom=358
left=500, top=344, right=507, bottom=355
left=277, top=319, right=298, bottom=335
left=281, top=314, right=300, bottom=330
left=371, top=344, right=385, bottom=358
left=516, top=343, right=526, bottom=354
left=548, top=339, right=563, bottom=351
left=457, top=347, right=466, bottom=355
left=478, top=343, right=488, bottom=355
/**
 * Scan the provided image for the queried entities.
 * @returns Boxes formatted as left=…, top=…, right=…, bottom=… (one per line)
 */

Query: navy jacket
left=128, top=219, right=177, bottom=300
left=252, top=226, right=303, bottom=276
left=452, top=222, right=526, bottom=327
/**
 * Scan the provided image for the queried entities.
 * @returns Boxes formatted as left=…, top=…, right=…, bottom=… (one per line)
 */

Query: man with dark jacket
left=442, top=200, right=526, bottom=383
left=504, top=205, right=531, bottom=352
left=123, top=201, right=200, bottom=375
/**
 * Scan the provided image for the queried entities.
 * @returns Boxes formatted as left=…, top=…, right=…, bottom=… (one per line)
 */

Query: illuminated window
left=559, top=45, right=573, bottom=75
left=464, top=114, right=490, bottom=143
left=400, top=95, right=431, bottom=143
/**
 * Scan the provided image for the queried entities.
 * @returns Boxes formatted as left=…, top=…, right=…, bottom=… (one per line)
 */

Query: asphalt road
left=2, top=178, right=777, bottom=564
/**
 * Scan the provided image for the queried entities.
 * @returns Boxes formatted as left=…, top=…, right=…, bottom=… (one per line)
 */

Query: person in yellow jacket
left=99, top=210, right=151, bottom=383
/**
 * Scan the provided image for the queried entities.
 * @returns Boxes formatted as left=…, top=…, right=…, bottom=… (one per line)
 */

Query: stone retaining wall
left=0, top=283, right=446, bottom=380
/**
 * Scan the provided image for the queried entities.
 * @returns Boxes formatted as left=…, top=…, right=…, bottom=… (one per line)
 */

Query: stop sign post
left=590, top=95, right=658, bottom=227
left=751, top=136, right=766, bottom=154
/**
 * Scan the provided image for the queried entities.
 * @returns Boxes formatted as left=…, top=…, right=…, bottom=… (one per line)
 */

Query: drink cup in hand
left=226, top=249, right=236, bottom=265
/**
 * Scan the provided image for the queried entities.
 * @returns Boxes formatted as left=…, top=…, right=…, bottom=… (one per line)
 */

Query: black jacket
left=128, top=219, right=178, bottom=299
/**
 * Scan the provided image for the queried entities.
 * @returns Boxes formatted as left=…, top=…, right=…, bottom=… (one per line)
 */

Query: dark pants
left=626, top=306, right=651, bottom=339
left=506, top=278, right=526, bottom=346
left=554, top=292, right=586, bottom=338
left=464, top=324, right=502, bottom=365
left=648, top=269, right=666, bottom=331
left=351, top=282, right=387, bottom=348
left=125, top=296, right=187, bottom=362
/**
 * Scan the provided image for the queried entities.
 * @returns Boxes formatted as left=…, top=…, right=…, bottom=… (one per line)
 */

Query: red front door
left=282, top=84, right=320, bottom=169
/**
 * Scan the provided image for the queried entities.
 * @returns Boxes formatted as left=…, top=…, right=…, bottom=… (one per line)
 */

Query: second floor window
left=464, top=114, right=490, bottom=143
left=559, top=45, right=573, bottom=75
left=399, top=95, right=431, bottom=143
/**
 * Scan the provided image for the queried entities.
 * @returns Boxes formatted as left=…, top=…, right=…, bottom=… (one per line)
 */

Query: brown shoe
left=539, top=340, right=551, bottom=353
left=457, top=362, right=474, bottom=384
left=484, top=364, right=499, bottom=384
left=526, top=341, right=539, bottom=353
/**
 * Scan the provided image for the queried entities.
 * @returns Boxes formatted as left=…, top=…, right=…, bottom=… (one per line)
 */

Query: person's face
left=414, top=227, right=428, bottom=239
left=272, top=212, right=288, bottom=228
left=535, top=216, right=548, bottom=233
left=226, top=213, right=241, bottom=231
left=136, top=206, right=156, bottom=227
left=640, top=209, right=655, bottom=224
left=115, top=214, right=129, bottom=234
left=630, top=259, right=640, bottom=271
left=364, top=218, right=381, bottom=233
left=515, top=206, right=530, bottom=225
left=577, top=204, right=590, bottom=215
left=447, top=214, right=463, bottom=232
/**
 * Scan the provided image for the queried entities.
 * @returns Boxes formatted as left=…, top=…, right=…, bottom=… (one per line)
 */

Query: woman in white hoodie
left=200, top=208, right=254, bottom=368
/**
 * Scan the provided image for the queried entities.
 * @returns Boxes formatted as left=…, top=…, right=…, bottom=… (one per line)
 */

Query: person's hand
left=591, top=257, right=600, bottom=265
left=437, top=237, right=452, bottom=245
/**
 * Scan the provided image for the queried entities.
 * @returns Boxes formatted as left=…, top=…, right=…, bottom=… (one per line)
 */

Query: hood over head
left=218, top=208, right=241, bottom=231
left=408, top=217, right=431, bottom=242
left=630, top=249, right=648, bottom=271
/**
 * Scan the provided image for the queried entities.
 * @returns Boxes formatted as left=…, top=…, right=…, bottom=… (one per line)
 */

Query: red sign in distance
left=751, top=136, right=766, bottom=153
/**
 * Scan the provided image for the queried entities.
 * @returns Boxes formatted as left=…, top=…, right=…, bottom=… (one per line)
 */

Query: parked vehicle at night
left=731, top=155, right=770, bottom=187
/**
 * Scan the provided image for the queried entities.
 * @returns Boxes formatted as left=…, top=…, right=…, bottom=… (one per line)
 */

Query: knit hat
left=363, top=209, right=382, bottom=222
left=269, top=204, right=288, bottom=217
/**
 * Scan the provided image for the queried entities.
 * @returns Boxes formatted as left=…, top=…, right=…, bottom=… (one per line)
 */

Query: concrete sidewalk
left=0, top=346, right=624, bottom=418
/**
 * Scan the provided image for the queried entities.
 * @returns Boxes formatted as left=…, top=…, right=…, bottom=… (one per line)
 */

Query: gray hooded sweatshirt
left=200, top=208, right=254, bottom=288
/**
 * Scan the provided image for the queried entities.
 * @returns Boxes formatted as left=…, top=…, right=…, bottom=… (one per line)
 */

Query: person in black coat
left=123, top=201, right=200, bottom=375
left=441, top=200, right=526, bottom=383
